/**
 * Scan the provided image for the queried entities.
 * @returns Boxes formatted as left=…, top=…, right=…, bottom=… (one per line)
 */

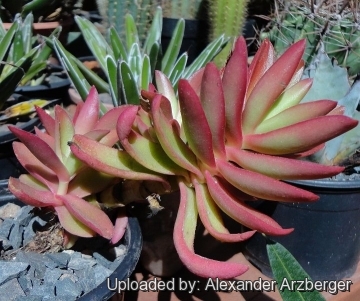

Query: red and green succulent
left=9, top=37, right=358, bottom=279
left=8, top=87, right=169, bottom=245
left=67, top=38, right=357, bottom=278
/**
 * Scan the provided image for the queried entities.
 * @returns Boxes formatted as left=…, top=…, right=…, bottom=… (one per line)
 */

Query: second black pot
left=244, top=178, right=360, bottom=281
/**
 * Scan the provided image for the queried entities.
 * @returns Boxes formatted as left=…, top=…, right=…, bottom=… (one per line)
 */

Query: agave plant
left=7, top=87, right=170, bottom=245
left=68, top=38, right=357, bottom=278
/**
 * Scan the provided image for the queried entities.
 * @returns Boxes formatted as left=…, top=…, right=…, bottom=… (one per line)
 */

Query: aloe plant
left=68, top=38, right=357, bottom=278
left=53, top=7, right=227, bottom=106
left=0, top=13, right=60, bottom=109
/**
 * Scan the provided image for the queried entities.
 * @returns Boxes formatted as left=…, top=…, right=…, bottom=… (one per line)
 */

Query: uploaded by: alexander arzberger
left=107, top=277, right=353, bottom=295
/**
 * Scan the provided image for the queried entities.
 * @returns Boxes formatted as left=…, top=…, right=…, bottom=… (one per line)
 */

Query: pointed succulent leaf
left=178, top=79, right=216, bottom=168
left=34, top=127, right=55, bottom=149
left=9, top=126, right=70, bottom=183
left=106, top=55, right=118, bottom=105
left=54, top=106, right=74, bottom=162
left=247, top=39, right=275, bottom=98
left=8, top=177, right=61, bottom=207
left=242, top=39, right=306, bottom=134
left=55, top=205, right=95, bottom=238
left=141, top=55, right=151, bottom=90
left=288, top=59, right=305, bottom=88
left=256, top=100, right=337, bottom=134
left=71, top=134, right=169, bottom=186
left=243, top=115, right=358, bottom=155
left=120, top=129, right=188, bottom=177
left=25, top=164, right=59, bottom=194
left=155, top=71, right=179, bottom=119
left=109, top=27, right=127, bottom=61
left=111, top=211, right=128, bottom=244
left=83, top=129, right=110, bottom=141
left=264, top=79, right=313, bottom=120
left=169, top=53, right=188, bottom=86
left=57, top=194, right=114, bottom=239
left=194, top=180, right=256, bottom=242
left=151, top=95, right=202, bottom=179
left=18, top=174, right=48, bottom=191
left=222, top=37, right=248, bottom=147
left=143, top=6, right=162, bottom=54
left=118, top=60, right=139, bottom=105
left=174, top=180, right=249, bottom=279
left=35, top=106, right=55, bottom=136
left=226, top=148, right=344, bottom=180
left=205, top=172, right=294, bottom=236
left=201, top=63, right=226, bottom=156
left=95, top=105, right=133, bottom=130
left=187, top=67, right=204, bottom=97
left=217, top=160, right=319, bottom=202
left=124, top=13, right=139, bottom=52
left=74, top=86, right=100, bottom=135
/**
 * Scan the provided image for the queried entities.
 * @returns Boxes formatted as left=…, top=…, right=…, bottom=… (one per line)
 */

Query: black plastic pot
left=0, top=179, right=142, bottom=300
left=244, top=178, right=360, bottom=281
left=15, top=65, right=71, bottom=100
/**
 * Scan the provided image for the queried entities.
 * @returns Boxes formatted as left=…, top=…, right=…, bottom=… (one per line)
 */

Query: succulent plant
left=0, top=0, right=77, bottom=22
left=208, top=0, right=250, bottom=67
left=300, top=47, right=360, bottom=168
left=67, top=38, right=357, bottom=278
left=7, top=87, right=168, bottom=244
left=52, top=7, right=227, bottom=106
left=96, top=0, right=158, bottom=43
left=0, top=13, right=60, bottom=109
left=161, top=0, right=204, bottom=20
left=261, top=0, right=360, bottom=76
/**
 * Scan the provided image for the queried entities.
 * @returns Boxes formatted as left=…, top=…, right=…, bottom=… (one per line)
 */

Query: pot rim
left=287, top=178, right=360, bottom=190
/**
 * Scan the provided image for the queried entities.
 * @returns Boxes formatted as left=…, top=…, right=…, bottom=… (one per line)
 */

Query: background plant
left=261, top=0, right=360, bottom=76
left=68, top=38, right=357, bottom=279
left=53, top=7, right=226, bottom=107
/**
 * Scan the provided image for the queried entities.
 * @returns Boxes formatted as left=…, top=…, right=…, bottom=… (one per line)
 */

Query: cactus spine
left=261, top=0, right=360, bottom=76
left=96, top=0, right=158, bottom=42
left=208, top=0, right=250, bottom=67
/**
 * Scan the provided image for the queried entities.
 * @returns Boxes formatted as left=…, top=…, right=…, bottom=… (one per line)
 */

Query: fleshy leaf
left=222, top=37, right=247, bottom=147
left=57, top=194, right=114, bottom=239
left=155, top=71, right=179, bottom=120
left=242, top=39, right=306, bottom=134
left=9, top=127, right=70, bottom=183
left=178, top=79, right=215, bottom=168
left=200, top=63, right=226, bottom=156
left=35, top=106, right=55, bottom=136
left=194, top=180, right=256, bottom=242
left=151, top=95, right=202, bottom=179
left=8, top=177, right=61, bottom=207
left=217, top=160, right=319, bottom=202
left=111, top=210, right=128, bottom=244
left=55, top=205, right=96, bottom=238
left=226, top=148, right=344, bottom=180
left=247, top=39, right=275, bottom=97
left=243, top=115, right=358, bottom=155
left=173, top=180, right=249, bottom=279
left=71, top=134, right=170, bottom=186
left=205, top=172, right=294, bottom=236
left=74, top=86, right=100, bottom=135
left=256, top=100, right=337, bottom=134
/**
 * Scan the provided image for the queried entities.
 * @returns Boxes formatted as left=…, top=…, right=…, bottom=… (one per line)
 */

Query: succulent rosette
left=70, top=38, right=357, bottom=278
left=8, top=87, right=169, bottom=244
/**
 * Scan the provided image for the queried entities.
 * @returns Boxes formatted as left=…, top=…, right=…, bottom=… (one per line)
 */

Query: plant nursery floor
left=120, top=251, right=360, bottom=301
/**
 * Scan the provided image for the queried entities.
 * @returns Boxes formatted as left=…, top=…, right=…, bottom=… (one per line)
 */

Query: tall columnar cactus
left=161, top=0, right=204, bottom=19
left=96, top=0, right=158, bottom=42
left=261, top=0, right=360, bottom=76
left=208, top=0, right=250, bottom=67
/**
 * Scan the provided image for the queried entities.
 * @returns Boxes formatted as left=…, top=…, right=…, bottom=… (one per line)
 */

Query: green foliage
left=161, top=0, right=204, bottom=19
left=261, top=0, right=360, bottom=75
left=301, top=49, right=360, bottom=166
left=267, top=241, right=326, bottom=301
left=0, top=14, right=60, bottom=109
left=53, top=7, right=227, bottom=106
left=96, top=0, right=158, bottom=43
left=208, top=0, right=250, bottom=67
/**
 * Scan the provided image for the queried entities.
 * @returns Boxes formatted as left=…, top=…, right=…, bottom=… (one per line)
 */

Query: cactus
left=161, top=0, right=204, bottom=20
left=261, top=0, right=360, bottom=76
left=96, top=0, right=158, bottom=42
left=208, top=0, right=250, bottom=67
